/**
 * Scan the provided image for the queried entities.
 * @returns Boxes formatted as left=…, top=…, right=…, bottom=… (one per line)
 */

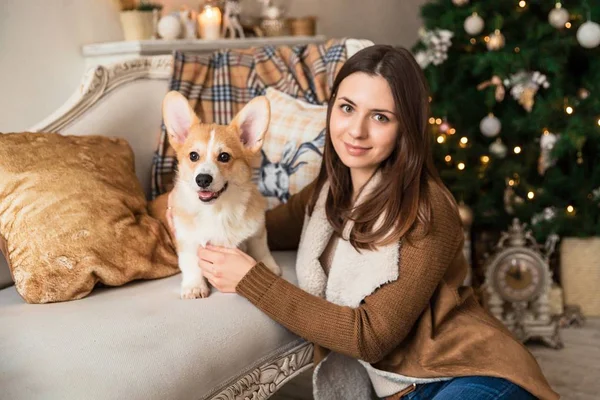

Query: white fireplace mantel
left=82, top=35, right=327, bottom=68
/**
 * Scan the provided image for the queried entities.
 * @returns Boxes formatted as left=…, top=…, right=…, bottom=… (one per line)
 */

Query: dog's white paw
left=180, top=284, right=211, bottom=299
left=263, top=261, right=282, bottom=277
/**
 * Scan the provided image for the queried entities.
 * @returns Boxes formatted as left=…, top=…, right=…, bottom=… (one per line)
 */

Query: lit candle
left=198, top=5, right=222, bottom=40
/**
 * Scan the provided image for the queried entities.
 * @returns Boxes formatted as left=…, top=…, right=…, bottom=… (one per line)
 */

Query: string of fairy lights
left=426, top=1, right=600, bottom=219
left=430, top=106, right=598, bottom=217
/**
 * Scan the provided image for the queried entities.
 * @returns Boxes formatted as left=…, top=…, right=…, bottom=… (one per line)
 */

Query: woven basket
left=289, top=17, right=316, bottom=36
left=260, top=18, right=290, bottom=37
left=560, top=237, right=600, bottom=317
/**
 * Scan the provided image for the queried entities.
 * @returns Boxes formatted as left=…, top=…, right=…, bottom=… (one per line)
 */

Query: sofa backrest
left=29, top=56, right=174, bottom=200
left=0, top=39, right=374, bottom=289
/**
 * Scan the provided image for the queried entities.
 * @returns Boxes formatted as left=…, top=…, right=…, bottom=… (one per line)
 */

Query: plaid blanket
left=151, top=38, right=349, bottom=199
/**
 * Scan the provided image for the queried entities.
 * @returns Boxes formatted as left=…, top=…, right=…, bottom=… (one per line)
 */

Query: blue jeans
left=403, top=376, right=536, bottom=399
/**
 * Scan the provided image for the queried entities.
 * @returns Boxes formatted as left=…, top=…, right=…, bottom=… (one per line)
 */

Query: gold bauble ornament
left=458, top=202, right=474, bottom=227
left=487, top=29, right=505, bottom=51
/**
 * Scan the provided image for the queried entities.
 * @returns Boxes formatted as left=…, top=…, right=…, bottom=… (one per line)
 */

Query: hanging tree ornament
left=578, top=88, right=590, bottom=99
left=577, top=2, right=600, bottom=48
left=490, top=138, right=508, bottom=158
left=439, top=118, right=450, bottom=133
left=452, top=0, right=470, bottom=6
left=480, top=113, right=502, bottom=137
left=504, top=185, right=517, bottom=215
left=548, top=2, right=570, bottom=29
left=503, top=71, right=550, bottom=112
left=538, top=131, right=559, bottom=175
left=592, top=187, right=600, bottom=202
left=577, top=20, right=600, bottom=48
left=414, top=28, right=454, bottom=69
left=531, top=207, right=558, bottom=228
left=477, top=75, right=506, bottom=102
left=414, top=52, right=430, bottom=69
left=486, top=29, right=505, bottom=51
left=464, top=12, right=484, bottom=36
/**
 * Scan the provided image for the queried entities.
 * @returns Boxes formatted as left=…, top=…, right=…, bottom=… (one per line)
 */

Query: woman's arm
left=237, top=200, right=464, bottom=363
left=265, top=181, right=316, bottom=251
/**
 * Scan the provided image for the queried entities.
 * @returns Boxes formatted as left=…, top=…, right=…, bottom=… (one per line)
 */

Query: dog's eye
left=189, top=152, right=199, bottom=162
left=218, top=152, right=231, bottom=163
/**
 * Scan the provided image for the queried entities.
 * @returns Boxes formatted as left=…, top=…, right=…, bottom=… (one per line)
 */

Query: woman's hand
left=197, top=245, right=257, bottom=293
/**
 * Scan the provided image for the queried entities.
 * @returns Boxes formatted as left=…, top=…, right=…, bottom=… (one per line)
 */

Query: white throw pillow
left=254, top=88, right=327, bottom=209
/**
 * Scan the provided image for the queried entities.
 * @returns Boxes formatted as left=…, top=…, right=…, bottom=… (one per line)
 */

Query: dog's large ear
left=162, top=91, right=200, bottom=150
left=230, top=96, right=270, bottom=154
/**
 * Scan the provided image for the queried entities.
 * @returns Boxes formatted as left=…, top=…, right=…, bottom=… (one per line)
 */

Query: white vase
left=119, top=10, right=155, bottom=41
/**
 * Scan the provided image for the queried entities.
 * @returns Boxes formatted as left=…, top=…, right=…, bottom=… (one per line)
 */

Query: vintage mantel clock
left=484, top=218, right=563, bottom=349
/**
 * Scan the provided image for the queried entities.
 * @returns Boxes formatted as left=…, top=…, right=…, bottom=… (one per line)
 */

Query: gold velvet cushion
left=0, top=132, right=178, bottom=303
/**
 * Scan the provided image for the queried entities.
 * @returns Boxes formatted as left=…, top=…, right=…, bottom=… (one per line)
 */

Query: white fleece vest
left=296, top=172, right=403, bottom=399
left=295, top=173, right=450, bottom=399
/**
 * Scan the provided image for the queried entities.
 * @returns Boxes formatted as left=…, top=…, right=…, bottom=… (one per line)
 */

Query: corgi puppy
left=162, top=91, right=281, bottom=299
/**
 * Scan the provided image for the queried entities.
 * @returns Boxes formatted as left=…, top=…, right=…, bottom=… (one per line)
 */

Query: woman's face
left=329, top=72, right=399, bottom=174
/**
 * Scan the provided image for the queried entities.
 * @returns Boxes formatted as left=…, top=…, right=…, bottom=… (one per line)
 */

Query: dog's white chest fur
left=175, top=205, right=261, bottom=250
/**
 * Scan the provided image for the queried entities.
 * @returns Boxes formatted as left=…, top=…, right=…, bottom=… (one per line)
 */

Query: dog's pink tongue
left=198, top=191, right=215, bottom=200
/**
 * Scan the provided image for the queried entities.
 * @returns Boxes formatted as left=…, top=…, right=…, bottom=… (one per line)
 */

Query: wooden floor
left=272, top=318, right=600, bottom=400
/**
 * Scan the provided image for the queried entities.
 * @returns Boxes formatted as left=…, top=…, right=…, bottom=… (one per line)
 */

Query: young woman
left=169, top=45, right=558, bottom=399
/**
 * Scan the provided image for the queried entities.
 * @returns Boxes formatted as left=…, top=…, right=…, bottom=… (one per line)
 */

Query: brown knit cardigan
left=236, top=179, right=559, bottom=400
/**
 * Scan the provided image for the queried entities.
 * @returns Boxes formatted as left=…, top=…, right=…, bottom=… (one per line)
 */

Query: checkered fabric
left=151, top=38, right=348, bottom=199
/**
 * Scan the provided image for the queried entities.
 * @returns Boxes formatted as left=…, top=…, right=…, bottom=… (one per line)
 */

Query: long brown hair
left=308, top=45, right=458, bottom=250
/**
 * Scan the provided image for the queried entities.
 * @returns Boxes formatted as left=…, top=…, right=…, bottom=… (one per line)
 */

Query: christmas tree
left=412, top=0, right=600, bottom=240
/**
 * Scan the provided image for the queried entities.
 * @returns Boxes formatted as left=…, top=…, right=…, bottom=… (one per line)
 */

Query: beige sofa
left=0, top=40, right=372, bottom=400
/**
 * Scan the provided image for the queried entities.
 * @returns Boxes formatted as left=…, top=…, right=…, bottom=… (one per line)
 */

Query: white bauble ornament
left=263, top=5, right=282, bottom=20
left=577, top=21, right=600, bottom=48
left=452, top=0, right=469, bottom=6
left=490, top=139, right=507, bottom=158
left=464, top=13, right=484, bottom=36
left=548, top=5, right=569, bottom=29
left=480, top=113, right=501, bottom=137
left=158, top=14, right=182, bottom=40
left=486, top=29, right=505, bottom=51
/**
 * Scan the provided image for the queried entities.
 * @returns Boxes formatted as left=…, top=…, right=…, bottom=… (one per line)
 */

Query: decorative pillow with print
left=255, top=88, right=327, bottom=209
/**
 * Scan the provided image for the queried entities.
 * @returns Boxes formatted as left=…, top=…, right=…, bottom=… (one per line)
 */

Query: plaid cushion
left=151, top=39, right=348, bottom=199
left=253, top=88, right=327, bottom=209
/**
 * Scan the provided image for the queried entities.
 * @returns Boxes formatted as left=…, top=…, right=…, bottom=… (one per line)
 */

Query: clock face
left=493, top=251, right=546, bottom=303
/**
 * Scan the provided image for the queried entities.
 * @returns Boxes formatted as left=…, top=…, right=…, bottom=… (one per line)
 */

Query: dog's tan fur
left=162, top=91, right=281, bottom=299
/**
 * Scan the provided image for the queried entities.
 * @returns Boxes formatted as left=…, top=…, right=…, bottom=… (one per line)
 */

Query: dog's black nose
left=196, top=174, right=213, bottom=188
